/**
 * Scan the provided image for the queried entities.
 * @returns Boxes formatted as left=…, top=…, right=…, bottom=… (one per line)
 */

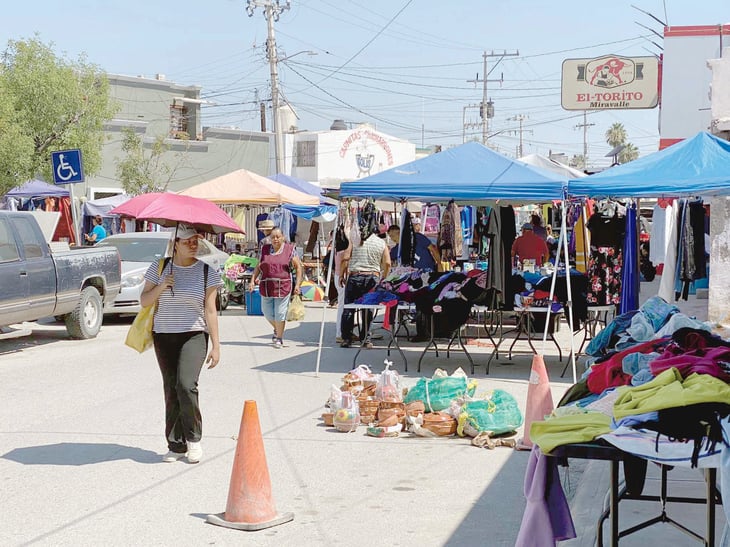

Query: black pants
left=153, top=331, right=208, bottom=453
left=341, top=273, right=378, bottom=341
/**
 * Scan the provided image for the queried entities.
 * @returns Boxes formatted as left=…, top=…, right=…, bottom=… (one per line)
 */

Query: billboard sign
left=561, top=55, right=660, bottom=110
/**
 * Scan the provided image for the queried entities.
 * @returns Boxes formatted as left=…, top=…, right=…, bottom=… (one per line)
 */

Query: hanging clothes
left=620, top=203, right=640, bottom=314
left=574, top=204, right=589, bottom=273
left=421, top=204, right=441, bottom=237
left=269, top=207, right=297, bottom=242
left=658, top=200, right=678, bottom=302
left=437, top=200, right=462, bottom=261
left=586, top=204, right=625, bottom=306
left=398, top=208, right=416, bottom=266
left=460, top=205, right=475, bottom=259
left=484, top=207, right=504, bottom=309
left=650, top=202, right=668, bottom=265
left=499, top=205, right=517, bottom=304
left=474, top=206, right=492, bottom=257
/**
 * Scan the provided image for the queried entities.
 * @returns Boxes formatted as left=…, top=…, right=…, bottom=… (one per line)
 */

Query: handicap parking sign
left=51, top=149, right=84, bottom=184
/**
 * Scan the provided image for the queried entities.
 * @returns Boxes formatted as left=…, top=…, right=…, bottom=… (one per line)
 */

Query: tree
left=604, top=122, right=640, bottom=164
left=618, top=142, right=639, bottom=164
left=605, top=122, right=627, bottom=148
left=0, top=36, right=118, bottom=195
left=116, top=128, right=187, bottom=195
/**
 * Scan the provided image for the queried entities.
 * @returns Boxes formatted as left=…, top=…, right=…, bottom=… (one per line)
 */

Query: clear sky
left=3, top=0, right=728, bottom=168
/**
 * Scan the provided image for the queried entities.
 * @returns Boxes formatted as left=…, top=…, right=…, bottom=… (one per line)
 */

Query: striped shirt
left=348, top=235, right=386, bottom=273
left=144, top=259, right=222, bottom=334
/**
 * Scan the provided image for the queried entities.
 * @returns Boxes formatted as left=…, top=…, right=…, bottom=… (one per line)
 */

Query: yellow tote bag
left=125, top=259, right=167, bottom=353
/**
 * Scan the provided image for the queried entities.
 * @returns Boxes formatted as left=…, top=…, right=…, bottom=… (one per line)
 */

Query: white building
left=282, top=120, right=416, bottom=189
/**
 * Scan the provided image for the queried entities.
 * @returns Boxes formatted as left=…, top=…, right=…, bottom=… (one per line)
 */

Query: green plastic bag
left=457, top=390, right=523, bottom=436
left=403, top=376, right=477, bottom=413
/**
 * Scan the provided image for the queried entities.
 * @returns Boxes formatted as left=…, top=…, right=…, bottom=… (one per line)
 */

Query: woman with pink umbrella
left=113, top=193, right=242, bottom=464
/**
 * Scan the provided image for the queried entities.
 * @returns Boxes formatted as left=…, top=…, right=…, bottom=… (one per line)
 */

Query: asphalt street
left=1, top=281, right=726, bottom=546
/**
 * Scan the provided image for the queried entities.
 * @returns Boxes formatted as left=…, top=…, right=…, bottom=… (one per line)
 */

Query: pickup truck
left=0, top=211, right=121, bottom=339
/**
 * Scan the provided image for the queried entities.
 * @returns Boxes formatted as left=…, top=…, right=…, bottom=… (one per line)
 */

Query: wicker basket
left=321, top=412, right=334, bottom=426
left=422, top=412, right=457, bottom=436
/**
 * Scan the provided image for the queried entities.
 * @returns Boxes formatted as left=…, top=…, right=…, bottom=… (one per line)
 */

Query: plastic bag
left=375, top=360, right=402, bottom=402
left=125, top=303, right=155, bottom=353
left=287, top=294, right=305, bottom=321
left=403, top=375, right=477, bottom=413
left=457, top=390, right=523, bottom=437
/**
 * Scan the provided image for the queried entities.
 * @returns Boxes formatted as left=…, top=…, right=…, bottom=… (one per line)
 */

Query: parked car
left=0, top=211, right=121, bottom=339
left=96, top=231, right=229, bottom=315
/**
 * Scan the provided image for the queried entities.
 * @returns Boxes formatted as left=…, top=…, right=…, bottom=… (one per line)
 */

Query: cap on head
left=522, top=223, right=533, bottom=231
left=176, top=223, right=201, bottom=240
left=258, top=219, right=275, bottom=231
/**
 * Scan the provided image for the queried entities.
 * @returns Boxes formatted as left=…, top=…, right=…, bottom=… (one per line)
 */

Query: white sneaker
left=162, top=451, right=185, bottom=463
left=273, top=338, right=283, bottom=349
left=187, top=442, right=203, bottom=463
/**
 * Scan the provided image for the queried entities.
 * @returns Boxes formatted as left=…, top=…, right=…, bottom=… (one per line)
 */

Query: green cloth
left=613, top=367, right=730, bottom=419
left=530, top=412, right=612, bottom=454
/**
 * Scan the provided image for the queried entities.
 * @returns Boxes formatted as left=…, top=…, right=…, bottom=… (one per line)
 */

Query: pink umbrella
left=111, top=193, right=243, bottom=235
left=109, top=192, right=168, bottom=219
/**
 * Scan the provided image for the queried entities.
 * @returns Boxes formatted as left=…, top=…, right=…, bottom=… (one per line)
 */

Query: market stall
left=317, top=141, right=578, bottom=378
left=518, top=131, right=730, bottom=545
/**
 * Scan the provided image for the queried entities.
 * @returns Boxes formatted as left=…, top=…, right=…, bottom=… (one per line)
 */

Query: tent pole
left=314, top=203, right=339, bottom=376
left=561, top=200, right=578, bottom=384
left=540, top=206, right=563, bottom=353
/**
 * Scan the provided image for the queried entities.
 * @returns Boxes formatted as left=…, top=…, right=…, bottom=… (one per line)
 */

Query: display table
left=546, top=441, right=722, bottom=547
left=342, top=303, right=407, bottom=369
left=416, top=311, right=475, bottom=374
left=487, top=306, right=564, bottom=367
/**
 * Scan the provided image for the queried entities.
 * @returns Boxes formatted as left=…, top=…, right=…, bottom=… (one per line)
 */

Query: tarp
left=82, top=194, right=130, bottom=217
left=268, top=173, right=323, bottom=197
left=568, top=131, right=730, bottom=198
left=339, top=141, right=567, bottom=202
left=4, top=179, right=69, bottom=198
left=283, top=204, right=338, bottom=222
left=519, top=154, right=586, bottom=179
left=179, top=168, right=319, bottom=205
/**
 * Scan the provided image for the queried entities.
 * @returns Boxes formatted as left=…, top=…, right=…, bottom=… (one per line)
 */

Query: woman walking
left=140, top=224, right=222, bottom=464
left=249, top=227, right=303, bottom=348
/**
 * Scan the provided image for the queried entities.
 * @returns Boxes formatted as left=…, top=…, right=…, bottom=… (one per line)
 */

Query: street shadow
left=2, top=442, right=160, bottom=465
left=443, top=448, right=531, bottom=546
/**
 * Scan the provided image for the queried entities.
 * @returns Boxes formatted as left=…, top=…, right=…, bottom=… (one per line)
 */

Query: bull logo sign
left=584, top=56, right=636, bottom=89
left=561, top=55, right=659, bottom=110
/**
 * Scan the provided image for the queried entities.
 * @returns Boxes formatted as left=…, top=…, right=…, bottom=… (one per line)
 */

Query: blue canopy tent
left=568, top=131, right=730, bottom=198
left=4, top=179, right=70, bottom=198
left=317, top=142, right=579, bottom=381
left=268, top=173, right=323, bottom=197
left=339, top=141, right=566, bottom=202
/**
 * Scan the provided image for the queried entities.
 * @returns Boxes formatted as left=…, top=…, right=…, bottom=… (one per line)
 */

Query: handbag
left=125, top=258, right=168, bottom=353
left=287, top=294, right=305, bottom=321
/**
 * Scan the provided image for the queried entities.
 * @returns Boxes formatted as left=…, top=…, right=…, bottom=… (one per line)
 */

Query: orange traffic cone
left=207, top=400, right=294, bottom=531
left=516, top=354, right=554, bottom=451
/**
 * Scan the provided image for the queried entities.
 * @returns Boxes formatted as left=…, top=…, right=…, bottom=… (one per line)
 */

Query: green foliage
left=604, top=122, right=639, bottom=164
left=0, top=36, right=119, bottom=195
left=618, top=142, right=639, bottom=164
left=605, top=122, right=627, bottom=148
left=116, top=128, right=187, bottom=195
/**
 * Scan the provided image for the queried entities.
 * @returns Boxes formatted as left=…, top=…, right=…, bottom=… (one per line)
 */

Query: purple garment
left=649, top=345, right=730, bottom=382
left=516, top=446, right=576, bottom=547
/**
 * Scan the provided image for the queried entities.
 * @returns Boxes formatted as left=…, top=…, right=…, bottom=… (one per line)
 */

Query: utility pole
left=575, top=110, right=595, bottom=162
left=246, top=0, right=290, bottom=175
left=467, top=50, right=519, bottom=145
left=508, top=114, right=531, bottom=157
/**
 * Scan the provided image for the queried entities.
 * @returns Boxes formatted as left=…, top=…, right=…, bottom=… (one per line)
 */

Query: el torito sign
left=561, top=55, right=660, bottom=110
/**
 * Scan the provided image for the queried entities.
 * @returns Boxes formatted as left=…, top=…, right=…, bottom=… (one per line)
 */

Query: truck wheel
left=65, top=286, right=103, bottom=339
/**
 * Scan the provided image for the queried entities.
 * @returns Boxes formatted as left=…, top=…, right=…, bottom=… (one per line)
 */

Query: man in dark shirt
left=387, top=225, right=439, bottom=271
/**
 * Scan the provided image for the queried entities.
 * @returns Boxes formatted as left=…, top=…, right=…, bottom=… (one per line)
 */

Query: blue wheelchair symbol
left=51, top=149, right=84, bottom=184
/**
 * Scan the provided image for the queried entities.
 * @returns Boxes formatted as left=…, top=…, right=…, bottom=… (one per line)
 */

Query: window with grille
left=169, top=104, right=189, bottom=138
left=296, top=141, right=316, bottom=167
